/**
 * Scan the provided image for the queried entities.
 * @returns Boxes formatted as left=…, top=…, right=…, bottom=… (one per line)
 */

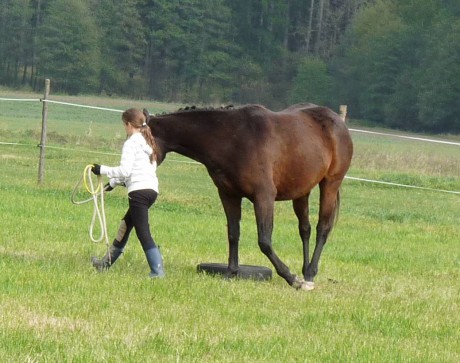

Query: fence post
left=339, top=105, right=347, bottom=122
left=38, top=79, right=50, bottom=185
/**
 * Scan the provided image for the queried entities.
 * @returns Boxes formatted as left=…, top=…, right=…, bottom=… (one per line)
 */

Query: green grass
left=1, top=89, right=459, bottom=362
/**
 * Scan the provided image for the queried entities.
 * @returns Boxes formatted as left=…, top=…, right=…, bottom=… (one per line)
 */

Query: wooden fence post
left=339, top=105, right=347, bottom=122
left=38, top=79, right=50, bottom=185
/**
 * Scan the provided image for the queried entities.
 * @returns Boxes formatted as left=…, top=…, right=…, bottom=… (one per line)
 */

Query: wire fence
left=1, top=96, right=459, bottom=195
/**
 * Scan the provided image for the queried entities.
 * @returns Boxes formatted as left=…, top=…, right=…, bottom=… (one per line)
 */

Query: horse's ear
left=143, top=108, right=150, bottom=118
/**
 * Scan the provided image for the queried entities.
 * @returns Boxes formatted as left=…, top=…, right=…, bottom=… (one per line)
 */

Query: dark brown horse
left=145, top=103, right=353, bottom=290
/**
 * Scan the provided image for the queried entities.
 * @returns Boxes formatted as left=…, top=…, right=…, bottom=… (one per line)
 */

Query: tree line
left=1, top=0, right=459, bottom=133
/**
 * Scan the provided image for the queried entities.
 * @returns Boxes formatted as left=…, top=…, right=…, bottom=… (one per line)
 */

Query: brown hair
left=122, top=108, right=158, bottom=163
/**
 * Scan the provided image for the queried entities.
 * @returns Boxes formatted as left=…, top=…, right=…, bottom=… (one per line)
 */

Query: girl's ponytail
left=140, top=124, right=158, bottom=163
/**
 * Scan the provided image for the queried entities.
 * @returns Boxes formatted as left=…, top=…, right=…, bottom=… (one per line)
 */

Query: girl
left=91, top=108, right=164, bottom=278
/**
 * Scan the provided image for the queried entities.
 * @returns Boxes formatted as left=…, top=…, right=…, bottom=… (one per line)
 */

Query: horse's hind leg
left=304, top=179, right=342, bottom=283
left=293, top=195, right=312, bottom=280
left=218, top=191, right=242, bottom=278
left=254, top=195, right=302, bottom=288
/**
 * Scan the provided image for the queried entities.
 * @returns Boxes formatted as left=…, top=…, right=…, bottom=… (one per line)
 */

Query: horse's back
left=231, top=103, right=353, bottom=175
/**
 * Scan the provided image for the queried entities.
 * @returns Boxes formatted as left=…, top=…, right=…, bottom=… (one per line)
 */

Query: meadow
left=1, top=89, right=459, bottom=362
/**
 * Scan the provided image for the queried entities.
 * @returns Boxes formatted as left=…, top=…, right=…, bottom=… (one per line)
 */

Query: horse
left=144, top=103, right=353, bottom=290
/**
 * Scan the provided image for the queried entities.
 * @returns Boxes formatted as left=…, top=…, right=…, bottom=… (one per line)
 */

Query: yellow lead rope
left=71, top=165, right=110, bottom=256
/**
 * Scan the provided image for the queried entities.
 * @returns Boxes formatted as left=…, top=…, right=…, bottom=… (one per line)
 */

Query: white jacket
left=100, top=132, right=159, bottom=193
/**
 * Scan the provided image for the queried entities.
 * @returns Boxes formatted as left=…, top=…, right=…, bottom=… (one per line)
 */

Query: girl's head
left=122, top=108, right=157, bottom=162
left=122, top=108, right=146, bottom=129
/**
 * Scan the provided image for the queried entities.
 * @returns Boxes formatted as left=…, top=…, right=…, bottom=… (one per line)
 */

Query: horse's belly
left=274, top=163, right=327, bottom=200
left=275, top=182, right=318, bottom=200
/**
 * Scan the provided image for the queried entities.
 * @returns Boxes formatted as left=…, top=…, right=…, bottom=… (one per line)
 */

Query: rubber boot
left=145, top=247, right=165, bottom=278
left=91, top=245, right=123, bottom=272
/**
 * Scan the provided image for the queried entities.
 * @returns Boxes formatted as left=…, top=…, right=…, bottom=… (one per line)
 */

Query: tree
left=332, top=0, right=460, bottom=133
left=189, top=0, right=239, bottom=103
left=331, top=1, right=406, bottom=122
left=37, top=0, right=100, bottom=94
left=93, top=0, right=146, bottom=97
left=289, top=57, right=332, bottom=107
left=141, top=0, right=238, bottom=103
left=0, top=0, right=34, bottom=86
left=30, top=0, right=44, bottom=90
left=417, top=17, right=460, bottom=133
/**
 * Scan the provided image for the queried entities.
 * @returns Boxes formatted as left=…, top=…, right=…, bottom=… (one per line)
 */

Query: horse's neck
left=158, top=114, right=216, bottom=163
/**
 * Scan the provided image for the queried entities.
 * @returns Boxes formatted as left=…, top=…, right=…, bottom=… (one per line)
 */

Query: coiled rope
left=71, top=165, right=110, bottom=256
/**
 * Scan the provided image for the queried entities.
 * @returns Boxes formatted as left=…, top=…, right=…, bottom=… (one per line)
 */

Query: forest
left=0, top=0, right=459, bottom=133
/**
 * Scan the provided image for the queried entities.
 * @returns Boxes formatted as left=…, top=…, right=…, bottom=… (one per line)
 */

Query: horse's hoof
left=292, top=276, right=305, bottom=289
left=300, top=281, right=315, bottom=291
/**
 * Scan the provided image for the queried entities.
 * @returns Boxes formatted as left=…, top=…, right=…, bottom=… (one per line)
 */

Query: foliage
left=0, top=1, right=459, bottom=133
left=140, top=0, right=239, bottom=103
left=0, top=0, right=34, bottom=85
left=332, top=0, right=460, bottom=132
left=94, top=0, right=147, bottom=97
left=289, top=57, right=332, bottom=107
left=37, top=0, right=100, bottom=94
left=416, top=16, right=460, bottom=132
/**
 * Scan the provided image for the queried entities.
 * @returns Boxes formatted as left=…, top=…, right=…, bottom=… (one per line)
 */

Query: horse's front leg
left=254, top=194, right=302, bottom=288
left=218, top=191, right=242, bottom=278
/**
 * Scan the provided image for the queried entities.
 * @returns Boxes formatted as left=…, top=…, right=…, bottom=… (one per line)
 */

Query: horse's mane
left=180, top=104, right=234, bottom=112
left=154, top=104, right=235, bottom=117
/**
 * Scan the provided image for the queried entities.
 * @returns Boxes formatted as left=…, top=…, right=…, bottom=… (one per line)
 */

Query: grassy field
left=1, top=89, right=459, bottom=362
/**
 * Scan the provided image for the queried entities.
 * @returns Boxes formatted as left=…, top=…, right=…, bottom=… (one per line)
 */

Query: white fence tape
left=0, top=97, right=41, bottom=102
left=42, top=99, right=123, bottom=113
left=344, top=176, right=459, bottom=195
left=0, top=141, right=31, bottom=146
left=349, top=128, right=460, bottom=146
